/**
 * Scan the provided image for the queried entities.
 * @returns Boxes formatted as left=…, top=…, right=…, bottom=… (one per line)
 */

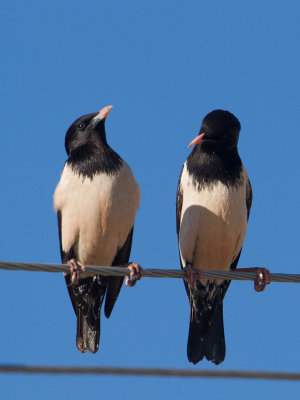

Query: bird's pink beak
left=188, top=133, right=205, bottom=148
left=99, top=105, right=113, bottom=120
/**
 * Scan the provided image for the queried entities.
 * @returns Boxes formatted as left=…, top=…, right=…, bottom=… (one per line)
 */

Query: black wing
left=246, top=176, right=252, bottom=220
left=57, top=210, right=79, bottom=313
left=57, top=210, right=66, bottom=261
left=57, top=210, right=76, bottom=262
left=104, top=227, right=134, bottom=318
left=58, top=210, right=107, bottom=353
left=176, top=166, right=184, bottom=237
left=230, top=176, right=253, bottom=271
left=176, top=166, right=191, bottom=299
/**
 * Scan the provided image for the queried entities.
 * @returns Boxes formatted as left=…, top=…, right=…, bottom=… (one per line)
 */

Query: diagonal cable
left=0, top=261, right=299, bottom=283
left=0, top=364, right=299, bottom=381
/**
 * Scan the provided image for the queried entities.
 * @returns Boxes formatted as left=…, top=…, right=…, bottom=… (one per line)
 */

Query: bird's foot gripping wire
left=125, top=263, right=143, bottom=287
left=183, top=264, right=202, bottom=289
left=235, top=267, right=271, bottom=292
left=64, top=259, right=86, bottom=285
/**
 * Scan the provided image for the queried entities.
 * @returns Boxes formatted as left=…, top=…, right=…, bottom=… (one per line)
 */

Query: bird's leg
left=124, top=262, right=143, bottom=287
left=234, top=267, right=271, bottom=292
left=183, top=264, right=202, bottom=290
left=64, top=259, right=86, bottom=285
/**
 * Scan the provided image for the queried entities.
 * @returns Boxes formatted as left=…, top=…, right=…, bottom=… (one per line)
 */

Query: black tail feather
left=65, top=275, right=107, bottom=353
left=76, top=308, right=100, bottom=353
left=187, top=279, right=229, bottom=365
left=187, top=304, right=226, bottom=365
left=203, top=304, right=226, bottom=365
left=187, top=318, right=205, bottom=364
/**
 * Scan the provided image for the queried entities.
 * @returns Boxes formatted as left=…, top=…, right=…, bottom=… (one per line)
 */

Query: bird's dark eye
left=78, top=123, right=85, bottom=129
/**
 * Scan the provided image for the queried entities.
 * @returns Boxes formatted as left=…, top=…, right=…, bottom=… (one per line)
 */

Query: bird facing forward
left=176, top=109, right=270, bottom=365
left=54, top=106, right=142, bottom=353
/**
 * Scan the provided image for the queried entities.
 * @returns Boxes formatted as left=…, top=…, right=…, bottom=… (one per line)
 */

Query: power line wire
left=0, top=364, right=299, bottom=381
left=0, top=261, right=299, bottom=283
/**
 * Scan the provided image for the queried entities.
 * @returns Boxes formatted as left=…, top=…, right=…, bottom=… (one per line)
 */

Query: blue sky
left=0, top=0, right=299, bottom=398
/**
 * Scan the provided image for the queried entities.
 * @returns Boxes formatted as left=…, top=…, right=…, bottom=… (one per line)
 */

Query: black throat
left=186, top=143, right=243, bottom=190
left=67, top=143, right=123, bottom=179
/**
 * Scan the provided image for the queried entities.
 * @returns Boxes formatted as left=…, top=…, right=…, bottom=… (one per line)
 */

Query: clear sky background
left=0, top=1, right=299, bottom=399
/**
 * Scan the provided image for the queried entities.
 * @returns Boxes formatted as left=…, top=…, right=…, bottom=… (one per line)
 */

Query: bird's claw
left=254, top=268, right=271, bottom=292
left=184, top=264, right=202, bottom=289
left=64, top=259, right=86, bottom=285
left=125, top=262, right=143, bottom=287
left=235, top=267, right=271, bottom=292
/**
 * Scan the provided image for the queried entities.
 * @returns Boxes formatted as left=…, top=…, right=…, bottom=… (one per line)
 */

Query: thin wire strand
left=0, top=364, right=299, bottom=381
left=0, top=261, right=299, bottom=283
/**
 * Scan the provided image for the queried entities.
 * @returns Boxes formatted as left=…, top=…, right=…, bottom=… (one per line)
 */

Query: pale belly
left=179, top=166, right=248, bottom=276
left=54, top=162, right=140, bottom=268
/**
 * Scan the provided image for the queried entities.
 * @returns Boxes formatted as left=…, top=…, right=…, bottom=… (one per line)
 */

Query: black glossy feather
left=176, top=166, right=183, bottom=237
left=104, top=228, right=134, bottom=318
left=186, top=147, right=243, bottom=191
left=187, top=279, right=230, bottom=365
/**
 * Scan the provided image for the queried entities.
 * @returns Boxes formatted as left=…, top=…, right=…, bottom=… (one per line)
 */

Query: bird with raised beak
left=54, top=106, right=142, bottom=353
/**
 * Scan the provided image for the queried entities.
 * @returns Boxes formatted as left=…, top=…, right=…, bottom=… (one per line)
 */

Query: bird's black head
left=65, top=106, right=113, bottom=156
left=188, top=110, right=241, bottom=152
